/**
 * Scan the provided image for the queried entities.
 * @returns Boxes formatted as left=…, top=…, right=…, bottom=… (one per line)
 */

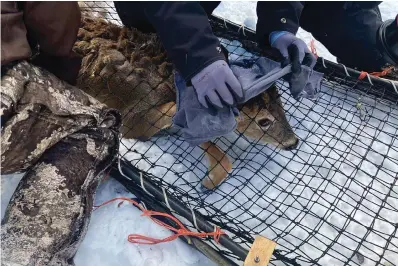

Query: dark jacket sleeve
left=143, top=2, right=225, bottom=81
left=1, top=1, right=81, bottom=85
left=23, top=2, right=81, bottom=58
left=256, top=1, right=382, bottom=47
left=23, top=1, right=82, bottom=85
left=256, top=1, right=304, bottom=46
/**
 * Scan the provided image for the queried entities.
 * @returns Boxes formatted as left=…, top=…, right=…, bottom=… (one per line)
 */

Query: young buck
left=74, top=16, right=299, bottom=190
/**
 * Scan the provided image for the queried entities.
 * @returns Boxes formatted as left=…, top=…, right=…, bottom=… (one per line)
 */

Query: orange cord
left=358, top=66, right=394, bottom=80
left=310, top=39, right=394, bottom=80
left=94, top=197, right=226, bottom=245
left=310, top=38, right=393, bottom=81
left=358, top=71, right=368, bottom=80
left=100, top=167, right=112, bottom=184
left=310, top=39, right=318, bottom=59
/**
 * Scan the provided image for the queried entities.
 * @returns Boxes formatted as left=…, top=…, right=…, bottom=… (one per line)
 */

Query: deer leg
left=200, top=141, right=233, bottom=190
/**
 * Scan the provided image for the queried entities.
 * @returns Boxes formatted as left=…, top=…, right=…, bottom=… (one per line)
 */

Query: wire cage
left=78, top=2, right=398, bottom=266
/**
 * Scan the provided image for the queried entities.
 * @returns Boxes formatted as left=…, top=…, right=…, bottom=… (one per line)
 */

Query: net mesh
left=78, top=2, right=398, bottom=266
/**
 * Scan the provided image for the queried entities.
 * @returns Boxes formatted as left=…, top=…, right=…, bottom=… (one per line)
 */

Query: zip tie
left=190, top=206, right=200, bottom=231
left=390, top=80, right=398, bottom=95
left=359, top=71, right=374, bottom=85
left=117, top=155, right=132, bottom=181
left=162, top=187, right=174, bottom=212
left=322, top=57, right=327, bottom=69
left=339, top=63, right=351, bottom=77
left=213, top=225, right=222, bottom=243
left=118, top=156, right=153, bottom=197
left=238, top=23, right=246, bottom=36
left=223, top=17, right=228, bottom=29
left=140, top=172, right=151, bottom=195
left=140, top=201, right=148, bottom=210
left=366, top=73, right=374, bottom=85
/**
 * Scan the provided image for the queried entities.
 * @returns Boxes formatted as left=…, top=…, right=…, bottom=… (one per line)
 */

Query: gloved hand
left=270, top=31, right=316, bottom=74
left=191, top=60, right=244, bottom=110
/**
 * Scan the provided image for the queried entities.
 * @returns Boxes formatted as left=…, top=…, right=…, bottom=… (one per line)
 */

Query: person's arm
left=22, top=1, right=82, bottom=85
left=143, top=1, right=226, bottom=81
left=23, top=1, right=81, bottom=57
left=256, top=1, right=316, bottom=78
left=256, top=1, right=303, bottom=46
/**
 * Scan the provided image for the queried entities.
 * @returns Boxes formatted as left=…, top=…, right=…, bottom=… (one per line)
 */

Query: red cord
left=358, top=66, right=394, bottom=80
left=309, top=38, right=393, bottom=81
left=310, top=39, right=319, bottom=59
left=100, top=167, right=112, bottom=183
left=94, top=197, right=226, bottom=245
left=358, top=71, right=368, bottom=80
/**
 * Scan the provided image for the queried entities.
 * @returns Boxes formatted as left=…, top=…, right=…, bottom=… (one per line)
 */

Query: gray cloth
left=173, top=56, right=324, bottom=146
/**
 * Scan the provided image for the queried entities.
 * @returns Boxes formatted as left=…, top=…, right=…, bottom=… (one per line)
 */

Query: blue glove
left=191, top=60, right=244, bottom=110
left=270, top=31, right=317, bottom=74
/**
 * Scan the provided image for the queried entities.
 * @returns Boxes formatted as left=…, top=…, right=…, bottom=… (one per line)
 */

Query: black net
left=78, top=2, right=398, bottom=266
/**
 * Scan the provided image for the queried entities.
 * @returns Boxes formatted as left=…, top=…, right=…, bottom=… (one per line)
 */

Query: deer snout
left=282, top=137, right=299, bottom=151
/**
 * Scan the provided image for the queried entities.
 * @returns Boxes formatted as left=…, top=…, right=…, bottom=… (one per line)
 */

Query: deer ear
left=262, top=84, right=281, bottom=103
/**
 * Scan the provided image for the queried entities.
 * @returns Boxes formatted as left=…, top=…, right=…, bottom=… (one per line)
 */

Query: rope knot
left=94, top=197, right=226, bottom=245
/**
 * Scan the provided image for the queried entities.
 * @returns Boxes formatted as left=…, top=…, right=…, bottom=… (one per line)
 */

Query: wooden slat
left=243, top=236, right=277, bottom=266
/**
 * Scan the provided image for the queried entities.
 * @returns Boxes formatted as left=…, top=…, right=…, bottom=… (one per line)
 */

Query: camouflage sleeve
left=1, top=60, right=121, bottom=265
left=1, top=61, right=121, bottom=174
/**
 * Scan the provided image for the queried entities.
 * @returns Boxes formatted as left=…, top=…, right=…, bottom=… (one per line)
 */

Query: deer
left=74, top=16, right=299, bottom=190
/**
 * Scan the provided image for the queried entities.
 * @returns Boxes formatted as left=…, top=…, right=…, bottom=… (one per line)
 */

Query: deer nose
left=283, top=138, right=299, bottom=151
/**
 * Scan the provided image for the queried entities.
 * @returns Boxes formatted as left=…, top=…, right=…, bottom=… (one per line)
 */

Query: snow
left=74, top=178, right=214, bottom=266
left=1, top=2, right=397, bottom=266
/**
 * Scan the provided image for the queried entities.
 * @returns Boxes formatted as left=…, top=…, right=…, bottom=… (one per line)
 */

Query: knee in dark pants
left=300, top=3, right=388, bottom=71
left=200, top=1, right=221, bottom=16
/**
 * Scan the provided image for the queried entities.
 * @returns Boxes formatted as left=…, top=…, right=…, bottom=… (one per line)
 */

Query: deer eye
left=258, top=118, right=273, bottom=129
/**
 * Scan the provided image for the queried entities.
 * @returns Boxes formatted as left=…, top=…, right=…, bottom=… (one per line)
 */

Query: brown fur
left=74, top=16, right=298, bottom=189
